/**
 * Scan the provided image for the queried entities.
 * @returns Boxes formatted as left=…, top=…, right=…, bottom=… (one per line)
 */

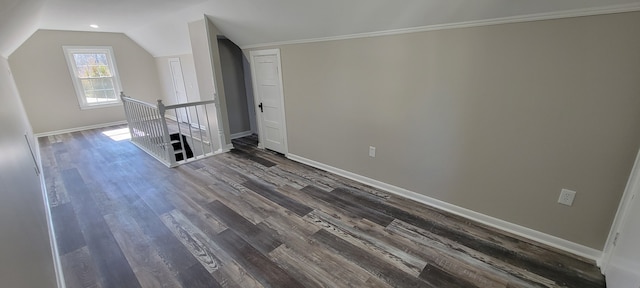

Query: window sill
left=79, top=102, right=123, bottom=110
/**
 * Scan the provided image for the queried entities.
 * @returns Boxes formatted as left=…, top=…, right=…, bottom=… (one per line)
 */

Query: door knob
left=258, top=103, right=263, bottom=113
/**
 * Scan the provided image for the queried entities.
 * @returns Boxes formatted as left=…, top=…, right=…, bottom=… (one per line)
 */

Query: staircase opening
left=170, top=133, right=194, bottom=161
left=120, top=92, right=218, bottom=167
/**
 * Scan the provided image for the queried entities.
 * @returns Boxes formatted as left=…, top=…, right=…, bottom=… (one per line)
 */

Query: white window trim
left=63, top=46, right=123, bottom=110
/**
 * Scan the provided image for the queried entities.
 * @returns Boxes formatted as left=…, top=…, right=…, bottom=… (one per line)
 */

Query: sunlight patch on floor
left=102, top=127, right=131, bottom=141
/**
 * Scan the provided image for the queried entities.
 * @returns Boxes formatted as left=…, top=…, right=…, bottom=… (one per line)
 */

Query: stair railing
left=121, top=92, right=217, bottom=167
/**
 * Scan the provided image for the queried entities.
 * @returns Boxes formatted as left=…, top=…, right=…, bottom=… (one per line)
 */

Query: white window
left=63, top=46, right=123, bottom=109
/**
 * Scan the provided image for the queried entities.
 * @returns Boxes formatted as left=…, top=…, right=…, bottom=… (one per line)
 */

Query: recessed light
left=89, top=24, right=99, bottom=29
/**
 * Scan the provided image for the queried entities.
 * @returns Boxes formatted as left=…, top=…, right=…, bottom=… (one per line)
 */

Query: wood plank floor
left=39, top=125, right=606, bottom=288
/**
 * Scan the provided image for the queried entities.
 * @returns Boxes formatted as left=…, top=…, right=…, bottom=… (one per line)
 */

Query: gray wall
left=218, top=38, right=251, bottom=135
left=248, top=11, right=640, bottom=249
left=0, top=56, right=57, bottom=287
left=9, top=30, right=163, bottom=134
left=188, top=18, right=233, bottom=150
left=243, top=55, right=257, bottom=134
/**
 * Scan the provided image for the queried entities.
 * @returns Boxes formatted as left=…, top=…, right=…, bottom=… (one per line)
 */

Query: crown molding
left=241, top=3, right=640, bottom=50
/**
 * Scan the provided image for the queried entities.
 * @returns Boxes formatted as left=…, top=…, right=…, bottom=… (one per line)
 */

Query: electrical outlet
left=369, top=146, right=376, bottom=157
left=558, top=189, right=576, bottom=206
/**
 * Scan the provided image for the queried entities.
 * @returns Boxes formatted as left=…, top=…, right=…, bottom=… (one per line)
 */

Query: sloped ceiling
left=0, top=0, right=46, bottom=58
left=1, top=0, right=640, bottom=58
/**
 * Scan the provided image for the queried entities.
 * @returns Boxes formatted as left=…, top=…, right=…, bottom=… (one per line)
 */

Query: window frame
left=63, top=46, right=123, bottom=110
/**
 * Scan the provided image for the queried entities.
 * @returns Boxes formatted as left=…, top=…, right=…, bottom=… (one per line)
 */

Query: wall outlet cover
left=558, top=189, right=576, bottom=206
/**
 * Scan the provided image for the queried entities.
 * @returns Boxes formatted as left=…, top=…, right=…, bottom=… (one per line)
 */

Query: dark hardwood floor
left=39, top=125, right=605, bottom=288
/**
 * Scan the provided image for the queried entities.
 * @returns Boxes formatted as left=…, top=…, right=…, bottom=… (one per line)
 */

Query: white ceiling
left=1, top=0, right=640, bottom=58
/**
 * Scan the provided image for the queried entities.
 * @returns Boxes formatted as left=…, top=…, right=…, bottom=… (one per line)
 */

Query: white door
left=605, top=149, right=640, bottom=288
left=250, top=49, right=287, bottom=154
left=169, top=58, right=190, bottom=123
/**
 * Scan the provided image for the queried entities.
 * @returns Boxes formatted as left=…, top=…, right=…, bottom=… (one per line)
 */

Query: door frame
left=249, top=48, right=289, bottom=155
left=600, top=147, right=640, bottom=271
left=167, top=57, right=191, bottom=123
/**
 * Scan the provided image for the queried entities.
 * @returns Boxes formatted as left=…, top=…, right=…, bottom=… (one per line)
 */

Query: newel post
left=157, top=99, right=166, bottom=116
left=120, top=92, right=134, bottom=138
left=157, top=99, right=175, bottom=166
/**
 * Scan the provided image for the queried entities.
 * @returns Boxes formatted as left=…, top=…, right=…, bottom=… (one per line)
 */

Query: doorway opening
left=168, top=58, right=191, bottom=124
left=217, top=37, right=257, bottom=143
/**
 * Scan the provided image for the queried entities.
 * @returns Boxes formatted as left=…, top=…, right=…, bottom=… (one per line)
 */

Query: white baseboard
left=165, top=114, right=177, bottom=122
left=165, top=115, right=207, bottom=130
left=286, top=153, right=603, bottom=262
left=34, top=121, right=127, bottom=137
left=231, top=130, right=253, bottom=139
left=221, top=143, right=234, bottom=153
left=35, top=142, right=66, bottom=287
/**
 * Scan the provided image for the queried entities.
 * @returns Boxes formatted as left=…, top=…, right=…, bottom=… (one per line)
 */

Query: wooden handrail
left=120, top=92, right=157, bottom=108
left=163, top=100, right=216, bottom=110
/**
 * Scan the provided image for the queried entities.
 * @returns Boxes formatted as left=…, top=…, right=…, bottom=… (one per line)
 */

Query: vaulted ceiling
left=2, top=0, right=640, bottom=58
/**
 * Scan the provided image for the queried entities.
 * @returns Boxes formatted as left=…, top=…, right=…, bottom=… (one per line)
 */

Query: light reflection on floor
left=102, top=127, right=131, bottom=141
